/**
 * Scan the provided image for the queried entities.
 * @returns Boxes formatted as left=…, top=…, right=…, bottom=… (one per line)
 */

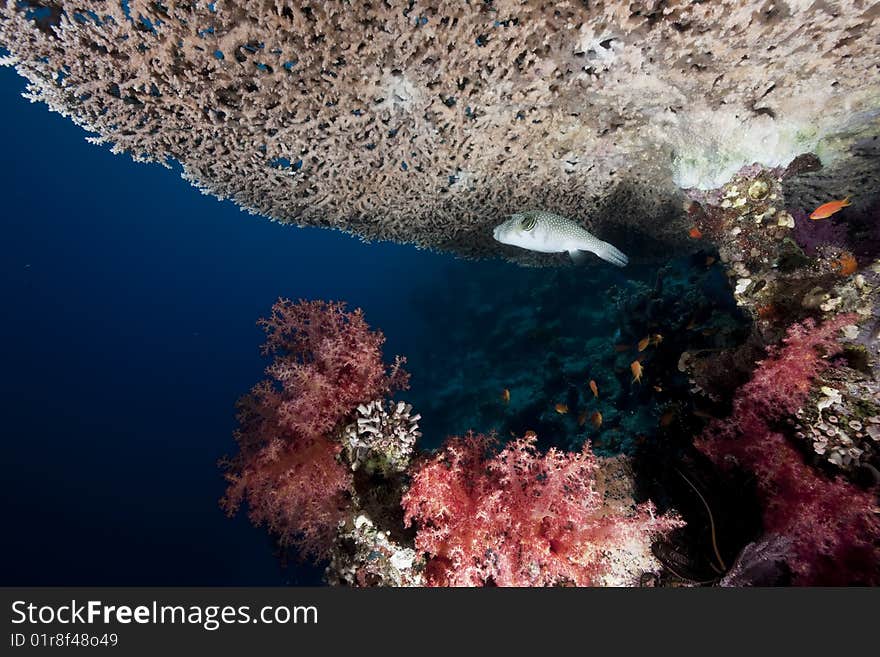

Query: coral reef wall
left=2, top=1, right=879, bottom=263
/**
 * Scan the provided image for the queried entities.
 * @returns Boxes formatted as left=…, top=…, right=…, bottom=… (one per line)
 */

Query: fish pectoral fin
left=588, top=241, right=629, bottom=268
left=568, top=249, right=590, bottom=265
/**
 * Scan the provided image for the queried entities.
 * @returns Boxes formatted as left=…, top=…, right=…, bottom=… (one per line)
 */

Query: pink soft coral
left=402, top=434, right=682, bottom=587
left=221, top=299, right=408, bottom=561
left=696, top=314, right=880, bottom=584
left=706, top=314, right=855, bottom=443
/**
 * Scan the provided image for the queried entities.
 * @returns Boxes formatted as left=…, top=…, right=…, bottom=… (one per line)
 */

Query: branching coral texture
left=696, top=315, right=880, bottom=584
left=221, top=299, right=408, bottom=560
left=2, top=1, right=879, bottom=263
left=402, top=434, right=682, bottom=586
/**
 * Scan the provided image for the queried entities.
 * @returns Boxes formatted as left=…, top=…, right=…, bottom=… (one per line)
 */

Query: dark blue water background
left=0, top=67, right=458, bottom=584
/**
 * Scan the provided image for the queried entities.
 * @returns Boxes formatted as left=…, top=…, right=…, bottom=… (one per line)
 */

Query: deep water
left=0, top=67, right=453, bottom=585
left=405, top=256, right=750, bottom=453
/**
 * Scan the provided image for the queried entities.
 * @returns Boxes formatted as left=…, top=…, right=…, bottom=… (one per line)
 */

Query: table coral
left=2, top=1, right=879, bottom=263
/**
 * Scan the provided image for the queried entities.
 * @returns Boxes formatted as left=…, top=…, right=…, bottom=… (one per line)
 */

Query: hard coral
left=341, top=400, right=421, bottom=476
left=402, top=434, right=682, bottom=587
left=696, top=314, right=880, bottom=584
left=3, top=2, right=880, bottom=262
left=326, top=514, right=425, bottom=587
left=221, top=299, right=408, bottom=561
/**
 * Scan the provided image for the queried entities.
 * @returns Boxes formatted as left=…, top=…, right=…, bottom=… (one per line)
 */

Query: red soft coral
left=221, top=299, right=408, bottom=561
left=402, top=434, right=682, bottom=586
left=705, top=314, right=855, bottom=444
left=696, top=314, right=880, bottom=584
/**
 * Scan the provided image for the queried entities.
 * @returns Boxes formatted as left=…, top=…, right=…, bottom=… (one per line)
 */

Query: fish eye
left=520, top=215, right=537, bottom=231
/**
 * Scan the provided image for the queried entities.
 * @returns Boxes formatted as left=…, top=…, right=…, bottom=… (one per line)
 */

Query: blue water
left=0, top=67, right=454, bottom=584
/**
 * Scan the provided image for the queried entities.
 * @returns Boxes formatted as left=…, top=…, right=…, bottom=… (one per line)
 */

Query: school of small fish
left=490, top=194, right=860, bottom=450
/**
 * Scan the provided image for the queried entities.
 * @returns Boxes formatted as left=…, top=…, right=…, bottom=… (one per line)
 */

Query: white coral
left=342, top=400, right=420, bottom=475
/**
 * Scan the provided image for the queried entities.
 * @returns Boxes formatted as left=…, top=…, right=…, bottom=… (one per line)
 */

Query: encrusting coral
left=2, top=1, right=879, bottom=263
left=326, top=514, right=425, bottom=587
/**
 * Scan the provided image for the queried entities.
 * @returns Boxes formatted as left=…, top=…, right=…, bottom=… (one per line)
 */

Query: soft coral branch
left=403, top=434, right=682, bottom=586
left=696, top=314, right=880, bottom=584
left=221, top=299, right=408, bottom=561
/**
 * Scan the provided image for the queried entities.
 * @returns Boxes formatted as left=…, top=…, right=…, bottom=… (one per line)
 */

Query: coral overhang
left=2, top=1, right=879, bottom=263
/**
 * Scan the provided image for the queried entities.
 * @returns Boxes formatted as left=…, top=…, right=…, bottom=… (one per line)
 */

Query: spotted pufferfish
left=493, top=211, right=629, bottom=267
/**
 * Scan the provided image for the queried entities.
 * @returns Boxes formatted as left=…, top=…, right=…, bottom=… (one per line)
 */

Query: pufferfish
left=493, top=211, right=629, bottom=267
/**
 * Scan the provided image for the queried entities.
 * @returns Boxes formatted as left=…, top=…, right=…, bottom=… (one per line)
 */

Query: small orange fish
left=555, top=403, right=569, bottom=414
left=501, top=388, right=510, bottom=404
left=637, top=336, right=650, bottom=352
left=659, top=409, right=675, bottom=427
left=705, top=256, right=716, bottom=267
left=591, top=411, right=603, bottom=429
left=688, top=226, right=703, bottom=239
left=653, top=384, right=663, bottom=393
left=631, top=360, right=644, bottom=384
left=649, top=333, right=663, bottom=347
left=589, top=379, right=599, bottom=398
left=810, top=197, right=850, bottom=220
left=578, top=410, right=588, bottom=427
left=614, top=343, right=631, bottom=352
left=831, top=252, right=858, bottom=276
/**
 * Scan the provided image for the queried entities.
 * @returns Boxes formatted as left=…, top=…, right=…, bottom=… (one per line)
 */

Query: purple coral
left=791, top=208, right=848, bottom=256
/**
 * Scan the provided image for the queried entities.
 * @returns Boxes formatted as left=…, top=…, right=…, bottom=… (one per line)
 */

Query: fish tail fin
left=589, top=241, right=629, bottom=268
left=843, top=196, right=852, bottom=206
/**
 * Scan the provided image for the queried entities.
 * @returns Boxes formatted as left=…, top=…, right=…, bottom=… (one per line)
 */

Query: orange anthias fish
left=614, top=343, right=631, bottom=352
left=578, top=410, right=588, bottom=427
left=589, top=380, right=599, bottom=398
left=591, top=411, right=603, bottom=429
left=501, top=388, right=510, bottom=404
left=555, top=403, right=569, bottom=414
left=688, top=226, right=703, bottom=239
left=810, top=197, right=850, bottom=220
left=631, top=360, right=644, bottom=384
left=637, top=336, right=650, bottom=352
left=649, top=333, right=663, bottom=347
